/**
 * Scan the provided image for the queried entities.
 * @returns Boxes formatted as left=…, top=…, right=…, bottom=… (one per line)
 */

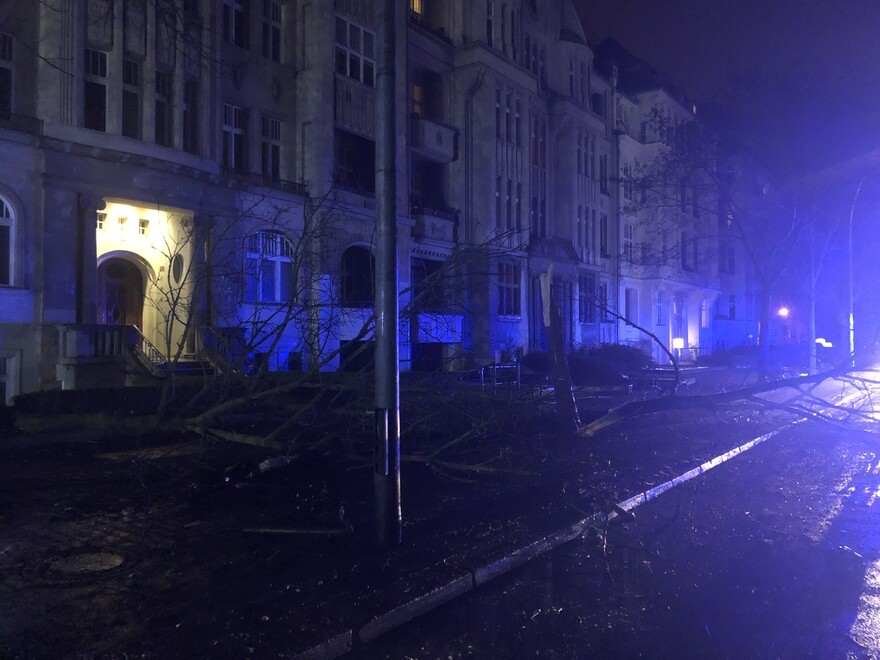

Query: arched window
left=245, top=230, right=294, bottom=302
left=341, top=246, right=373, bottom=307
left=0, top=196, right=12, bottom=286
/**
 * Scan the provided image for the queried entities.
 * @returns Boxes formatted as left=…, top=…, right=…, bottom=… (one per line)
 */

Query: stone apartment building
left=0, top=0, right=757, bottom=403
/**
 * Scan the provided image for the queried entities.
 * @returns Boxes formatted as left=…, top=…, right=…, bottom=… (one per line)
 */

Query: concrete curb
left=296, top=422, right=804, bottom=659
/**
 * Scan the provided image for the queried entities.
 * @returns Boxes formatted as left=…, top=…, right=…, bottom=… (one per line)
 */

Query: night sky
left=575, top=0, right=880, bottom=178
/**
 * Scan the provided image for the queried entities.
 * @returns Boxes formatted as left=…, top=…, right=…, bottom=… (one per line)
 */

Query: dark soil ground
left=0, top=369, right=791, bottom=658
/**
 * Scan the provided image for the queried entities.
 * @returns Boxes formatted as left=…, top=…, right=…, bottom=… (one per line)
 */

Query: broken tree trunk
left=540, top=267, right=581, bottom=434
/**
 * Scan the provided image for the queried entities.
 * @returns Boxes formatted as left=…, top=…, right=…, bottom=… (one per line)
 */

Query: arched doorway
left=97, top=257, right=144, bottom=328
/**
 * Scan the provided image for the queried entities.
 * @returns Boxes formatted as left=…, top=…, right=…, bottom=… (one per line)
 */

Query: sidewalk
left=0, top=370, right=790, bottom=658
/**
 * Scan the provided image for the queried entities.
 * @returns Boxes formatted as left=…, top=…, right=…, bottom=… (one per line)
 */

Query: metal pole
left=847, top=177, right=864, bottom=369
left=373, top=0, right=402, bottom=548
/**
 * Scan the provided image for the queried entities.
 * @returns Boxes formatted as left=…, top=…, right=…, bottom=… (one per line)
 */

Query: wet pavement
left=358, top=420, right=880, bottom=658
left=1, top=368, right=877, bottom=657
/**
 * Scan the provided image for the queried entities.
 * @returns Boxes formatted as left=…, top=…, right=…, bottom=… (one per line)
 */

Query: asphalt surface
left=3, top=367, right=876, bottom=658
left=356, top=418, right=880, bottom=658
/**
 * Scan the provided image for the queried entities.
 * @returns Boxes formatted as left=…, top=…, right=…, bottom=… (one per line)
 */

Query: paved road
left=355, top=418, right=880, bottom=658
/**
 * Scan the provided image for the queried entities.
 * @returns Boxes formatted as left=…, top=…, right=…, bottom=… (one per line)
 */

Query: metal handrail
left=130, top=326, right=167, bottom=366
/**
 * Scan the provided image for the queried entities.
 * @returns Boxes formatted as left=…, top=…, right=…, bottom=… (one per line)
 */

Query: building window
left=138, top=218, right=149, bottom=236
left=599, top=280, right=610, bottom=320
left=494, top=87, right=502, bottom=139
left=720, top=242, right=736, bottom=274
left=625, top=288, right=637, bottom=323
left=623, top=223, right=635, bottom=262
left=0, top=32, right=12, bottom=117
left=0, top=196, right=12, bottom=286
left=96, top=212, right=106, bottom=230
left=515, top=182, right=522, bottom=231
left=411, top=257, right=445, bottom=311
left=682, top=232, right=698, bottom=271
left=486, top=0, right=494, bottom=47
left=576, top=133, right=583, bottom=175
left=335, top=16, right=375, bottom=87
left=412, top=81, right=424, bottom=117
left=222, top=103, right=248, bottom=171
left=245, top=231, right=294, bottom=303
left=341, top=246, right=374, bottom=306
left=580, top=61, right=588, bottom=104
left=261, top=115, right=281, bottom=180
left=223, top=0, right=249, bottom=49
left=576, top=205, right=583, bottom=248
left=590, top=91, right=605, bottom=117
left=410, top=0, right=424, bottom=21
left=335, top=129, right=375, bottom=193
left=182, top=79, right=199, bottom=154
left=599, top=154, right=608, bottom=194
left=262, top=0, right=281, bottom=62
left=495, top=176, right=502, bottom=229
left=505, top=178, right=512, bottom=231
left=515, top=97, right=522, bottom=146
left=505, top=91, right=512, bottom=142
left=655, top=290, right=664, bottom=325
left=154, top=69, right=173, bottom=146
left=578, top=272, right=595, bottom=323
left=498, top=262, right=520, bottom=316
left=84, top=49, right=108, bottom=131
left=729, top=294, right=736, bottom=320
left=622, top=165, right=633, bottom=200
left=122, top=59, right=141, bottom=139
left=599, top=214, right=609, bottom=257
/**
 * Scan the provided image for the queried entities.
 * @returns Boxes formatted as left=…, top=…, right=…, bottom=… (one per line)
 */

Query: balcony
left=411, top=205, right=456, bottom=242
left=335, top=76, right=375, bottom=138
left=222, top=168, right=308, bottom=196
left=410, top=116, right=456, bottom=163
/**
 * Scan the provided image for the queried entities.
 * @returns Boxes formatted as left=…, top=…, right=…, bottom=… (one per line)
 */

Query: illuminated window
left=0, top=196, right=12, bottom=285
left=138, top=219, right=149, bottom=236
left=335, top=16, right=375, bottom=87
left=497, top=262, right=520, bottom=316
left=412, top=82, right=424, bottom=117
left=245, top=230, right=294, bottom=303
left=96, top=212, right=106, bottom=230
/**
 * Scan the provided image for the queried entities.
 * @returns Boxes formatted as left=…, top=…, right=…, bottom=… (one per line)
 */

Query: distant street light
left=777, top=306, right=790, bottom=319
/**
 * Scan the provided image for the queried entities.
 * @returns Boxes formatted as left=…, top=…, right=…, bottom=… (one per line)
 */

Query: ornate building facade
left=0, top=0, right=758, bottom=403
